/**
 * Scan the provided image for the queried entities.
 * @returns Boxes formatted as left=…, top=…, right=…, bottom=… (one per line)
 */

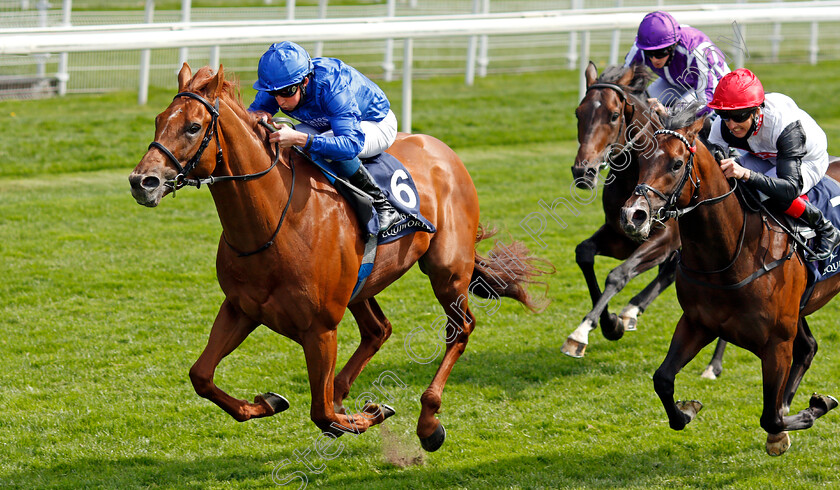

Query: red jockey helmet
left=708, top=68, right=765, bottom=110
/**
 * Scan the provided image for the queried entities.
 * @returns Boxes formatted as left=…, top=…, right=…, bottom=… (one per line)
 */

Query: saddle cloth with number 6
left=334, top=152, right=436, bottom=243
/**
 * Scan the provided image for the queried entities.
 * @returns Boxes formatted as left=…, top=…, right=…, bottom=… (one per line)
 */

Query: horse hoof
left=382, top=404, right=396, bottom=420
left=675, top=400, right=703, bottom=423
left=700, top=365, right=718, bottom=380
left=809, top=393, right=839, bottom=412
left=766, top=431, right=791, bottom=456
left=618, top=305, right=640, bottom=331
left=255, top=392, right=289, bottom=415
left=419, top=422, right=446, bottom=452
left=561, top=338, right=586, bottom=358
left=601, top=314, right=625, bottom=341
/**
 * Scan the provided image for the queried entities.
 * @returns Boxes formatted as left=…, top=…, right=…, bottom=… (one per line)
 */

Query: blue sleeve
left=308, top=87, right=365, bottom=162
left=248, top=91, right=280, bottom=114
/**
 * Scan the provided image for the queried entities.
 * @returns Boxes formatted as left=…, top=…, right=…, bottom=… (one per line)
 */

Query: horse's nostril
left=632, top=209, right=648, bottom=224
left=141, top=176, right=161, bottom=190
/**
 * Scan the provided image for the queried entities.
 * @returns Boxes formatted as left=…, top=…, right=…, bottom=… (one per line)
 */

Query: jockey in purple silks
left=624, top=11, right=730, bottom=118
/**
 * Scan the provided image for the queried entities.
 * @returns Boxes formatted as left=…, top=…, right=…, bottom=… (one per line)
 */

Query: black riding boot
left=801, top=201, right=840, bottom=261
left=348, top=164, right=401, bottom=233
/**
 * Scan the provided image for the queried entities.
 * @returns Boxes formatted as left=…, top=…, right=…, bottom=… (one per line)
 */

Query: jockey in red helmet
left=708, top=68, right=840, bottom=261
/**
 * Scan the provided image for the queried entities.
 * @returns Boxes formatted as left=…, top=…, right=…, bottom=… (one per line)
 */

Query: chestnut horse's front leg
left=303, top=325, right=393, bottom=436
left=189, top=299, right=288, bottom=421
left=652, top=315, right=715, bottom=430
left=333, top=298, right=393, bottom=414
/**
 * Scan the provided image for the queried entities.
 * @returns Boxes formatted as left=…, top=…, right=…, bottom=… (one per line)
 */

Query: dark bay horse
left=620, top=110, right=839, bottom=455
left=563, top=62, right=681, bottom=359
left=129, top=64, right=549, bottom=452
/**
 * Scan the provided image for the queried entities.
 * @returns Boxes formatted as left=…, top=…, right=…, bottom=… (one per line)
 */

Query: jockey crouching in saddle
left=248, top=41, right=401, bottom=233
left=708, top=68, right=840, bottom=261
left=625, top=10, right=730, bottom=132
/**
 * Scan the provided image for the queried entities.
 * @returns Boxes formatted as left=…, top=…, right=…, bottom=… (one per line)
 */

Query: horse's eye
left=611, top=112, right=620, bottom=122
left=187, top=123, right=201, bottom=135
left=672, top=159, right=684, bottom=171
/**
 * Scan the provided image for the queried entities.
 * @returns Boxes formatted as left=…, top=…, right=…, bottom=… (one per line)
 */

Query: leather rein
left=146, top=91, right=295, bottom=257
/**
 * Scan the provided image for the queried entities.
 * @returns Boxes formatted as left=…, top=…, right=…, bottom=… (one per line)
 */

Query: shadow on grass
left=1, top=446, right=738, bottom=489
left=1, top=455, right=277, bottom=489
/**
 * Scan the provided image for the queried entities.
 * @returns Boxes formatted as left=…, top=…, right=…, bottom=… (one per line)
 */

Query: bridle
left=146, top=91, right=295, bottom=257
left=148, top=92, right=224, bottom=191
left=635, top=128, right=796, bottom=290
left=583, top=83, right=636, bottom=168
left=633, top=128, right=736, bottom=221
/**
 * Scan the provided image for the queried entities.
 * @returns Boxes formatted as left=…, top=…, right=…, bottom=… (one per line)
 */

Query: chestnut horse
left=129, top=64, right=548, bottom=452
left=620, top=109, right=839, bottom=455
left=563, top=63, right=681, bottom=359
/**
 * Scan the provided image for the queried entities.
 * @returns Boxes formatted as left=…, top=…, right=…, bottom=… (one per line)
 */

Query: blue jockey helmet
left=253, top=41, right=314, bottom=92
left=636, top=11, right=680, bottom=50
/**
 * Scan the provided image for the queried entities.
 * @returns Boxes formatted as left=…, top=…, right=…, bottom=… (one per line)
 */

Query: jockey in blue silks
left=624, top=11, right=731, bottom=118
left=249, top=41, right=400, bottom=232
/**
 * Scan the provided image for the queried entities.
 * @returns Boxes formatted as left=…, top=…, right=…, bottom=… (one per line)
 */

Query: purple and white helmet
left=636, top=11, right=680, bottom=50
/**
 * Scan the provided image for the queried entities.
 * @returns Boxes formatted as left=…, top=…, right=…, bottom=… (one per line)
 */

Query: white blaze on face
left=161, top=108, right=183, bottom=134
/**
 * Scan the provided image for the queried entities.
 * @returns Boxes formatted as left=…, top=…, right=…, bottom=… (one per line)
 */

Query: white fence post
left=567, top=0, right=582, bottom=69
left=178, top=0, right=190, bottom=71
left=578, top=30, right=590, bottom=102
left=138, top=0, right=154, bottom=105
left=383, top=0, right=396, bottom=82
left=809, top=21, right=818, bottom=65
left=465, top=0, right=480, bottom=85
left=57, top=0, right=71, bottom=96
left=209, top=45, right=220, bottom=70
left=477, top=0, right=489, bottom=78
left=313, top=0, right=328, bottom=58
left=402, top=38, right=413, bottom=134
left=35, top=0, right=49, bottom=77
left=770, top=0, right=782, bottom=62
left=609, top=0, right=622, bottom=65
left=735, top=0, right=746, bottom=68
left=287, top=0, right=296, bottom=20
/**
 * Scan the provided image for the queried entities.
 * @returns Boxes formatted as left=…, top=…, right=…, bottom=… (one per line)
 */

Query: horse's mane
left=661, top=101, right=707, bottom=131
left=187, top=66, right=245, bottom=111
left=596, top=64, right=652, bottom=96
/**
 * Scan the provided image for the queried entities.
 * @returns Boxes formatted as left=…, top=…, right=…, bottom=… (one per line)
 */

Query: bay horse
left=563, top=62, right=681, bottom=359
left=128, top=64, right=549, bottom=452
left=620, top=107, right=839, bottom=455
left=566, top=62, right=731, bottom=379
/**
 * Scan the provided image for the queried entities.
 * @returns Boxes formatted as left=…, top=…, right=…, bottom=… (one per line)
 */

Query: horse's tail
left=471, top=224, right=555, bottom=313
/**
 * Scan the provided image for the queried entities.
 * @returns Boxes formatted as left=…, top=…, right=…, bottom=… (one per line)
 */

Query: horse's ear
left=177, top=63, right=192, bottom=92
left=585, top=61, right=598, bottom=87
left=685, top=115, right=707, bottom=142
left=617, top=65, right=635, bottom=86
left=205, top=64, right=225, bottom=98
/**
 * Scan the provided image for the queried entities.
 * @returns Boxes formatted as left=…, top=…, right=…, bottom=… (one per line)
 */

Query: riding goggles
left=714, top=108, right=756, bottom=123
left=644, top=46, right=674, bottom=59
left=268, top=82, right=301, bottom=98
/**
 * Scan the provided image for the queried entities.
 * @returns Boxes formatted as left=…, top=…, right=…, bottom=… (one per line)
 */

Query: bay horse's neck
left=607, top=94, right=654, bottom=196
left=677, top=149, right=750, bottom=274
left=208, top=98, right=293, bottom=255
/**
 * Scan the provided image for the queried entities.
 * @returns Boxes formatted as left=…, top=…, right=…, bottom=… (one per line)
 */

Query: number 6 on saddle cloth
left=269, top=119, right=436, bottom=301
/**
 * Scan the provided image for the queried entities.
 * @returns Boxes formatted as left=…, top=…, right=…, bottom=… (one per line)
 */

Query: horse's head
left=620, top=104, right=707, bottom=241
left=130, top=63, right=233, bottom=207
left=572, top=62, right=651, bottom=189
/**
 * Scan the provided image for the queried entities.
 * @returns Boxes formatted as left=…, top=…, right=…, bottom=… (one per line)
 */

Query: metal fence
left=1, top=0, right=839, bottom=100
